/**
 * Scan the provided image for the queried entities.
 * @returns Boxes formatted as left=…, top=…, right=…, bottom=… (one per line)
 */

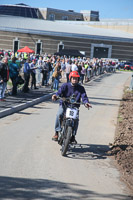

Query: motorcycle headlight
left=70, top=98, right=76, bottom=104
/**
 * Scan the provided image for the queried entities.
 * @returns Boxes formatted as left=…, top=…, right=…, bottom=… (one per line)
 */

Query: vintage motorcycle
left=57, top=95, right=85, bottom=156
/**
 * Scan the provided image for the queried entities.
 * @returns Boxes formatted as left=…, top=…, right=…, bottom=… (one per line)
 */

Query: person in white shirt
left=66, top=59, right=72, bottom=82
left=71, top=61, right=78, bottom=71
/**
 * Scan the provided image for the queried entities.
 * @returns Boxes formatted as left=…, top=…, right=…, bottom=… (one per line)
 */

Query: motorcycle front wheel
left=61, top=126, right=72, bottom=156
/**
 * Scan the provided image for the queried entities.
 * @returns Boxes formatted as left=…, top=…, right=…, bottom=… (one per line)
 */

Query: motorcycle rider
left=52, top=71, right=91, bottom=142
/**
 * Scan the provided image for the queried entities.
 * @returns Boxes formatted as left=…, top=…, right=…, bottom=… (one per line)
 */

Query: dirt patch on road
left=109, top=88, right=133, bottom=193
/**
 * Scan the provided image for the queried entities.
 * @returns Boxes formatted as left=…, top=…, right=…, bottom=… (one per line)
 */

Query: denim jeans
left=53, top=78, right=59, bottom=90
left=55, top=105, right=79, bottom=135
left=80, top=74, right=85, bottom=84
left=0, top=82, right=7, bottom=99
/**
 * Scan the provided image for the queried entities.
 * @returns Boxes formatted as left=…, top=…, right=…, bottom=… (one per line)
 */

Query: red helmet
left=69, top=71, right=80, bottom=81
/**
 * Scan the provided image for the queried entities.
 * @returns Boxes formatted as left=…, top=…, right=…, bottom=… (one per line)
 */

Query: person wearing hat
left=52, top=71, right=91, bottom=142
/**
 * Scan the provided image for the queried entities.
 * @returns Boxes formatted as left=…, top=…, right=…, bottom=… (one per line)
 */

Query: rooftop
left=0, top=15, right=133, bottom=42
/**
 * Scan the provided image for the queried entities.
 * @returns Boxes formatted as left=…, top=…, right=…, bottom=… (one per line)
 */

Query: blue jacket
left=23, top=62, right=31, bottom=74
left=56, top=82, right=89, bottom=108
left=9, top=62, right=19, bottom=78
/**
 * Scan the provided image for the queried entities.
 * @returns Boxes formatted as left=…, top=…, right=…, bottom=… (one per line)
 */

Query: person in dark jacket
left=22, top=58, right=31, bottom=93
left=9, top=57, right=19, bottom=96
left=30, top=59, right=38, bottom=89
left=0, top=56, right=9, bottom=101
left=41, top=59, right=49, bottom=86
left=52, top=71, right=91, bottom=142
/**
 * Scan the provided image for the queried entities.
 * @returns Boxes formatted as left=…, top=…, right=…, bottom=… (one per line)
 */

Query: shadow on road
left=66, top=144, right=110, bottom=160
left=0, top=176, right=132, bottom=200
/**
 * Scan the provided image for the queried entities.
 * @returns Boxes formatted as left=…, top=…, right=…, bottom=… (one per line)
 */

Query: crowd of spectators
left=0, top=49, right=119, bottom=101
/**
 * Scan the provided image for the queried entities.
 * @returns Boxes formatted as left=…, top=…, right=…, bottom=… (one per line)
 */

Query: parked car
left=124, top=62, right=133, bottom=70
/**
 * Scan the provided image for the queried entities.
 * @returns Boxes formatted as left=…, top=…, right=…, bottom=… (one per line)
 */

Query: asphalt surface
left=0, top=85, right=53, bottom=118
left=0, top=71, right=132, bottom=199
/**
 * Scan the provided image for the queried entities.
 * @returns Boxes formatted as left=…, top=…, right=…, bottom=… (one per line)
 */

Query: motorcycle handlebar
left=56, top=96, right=87, bottom=106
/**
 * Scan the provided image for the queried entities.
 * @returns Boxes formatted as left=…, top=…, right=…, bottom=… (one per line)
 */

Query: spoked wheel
left=61, top=126, right=72, bottom=156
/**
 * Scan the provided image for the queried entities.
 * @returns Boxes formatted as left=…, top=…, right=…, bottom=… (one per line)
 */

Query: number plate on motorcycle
left=66, top=108, right=78, bottom=119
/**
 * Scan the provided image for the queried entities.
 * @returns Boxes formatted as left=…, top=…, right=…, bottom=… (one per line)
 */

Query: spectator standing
left=80, top=62, right=86, bottom=84
left=87, top=62, right=91, bottom=81
left=77, top=62, right=82, bottom=77
left=52, top=63, right=61, bottom=91
left=36, top=56, right=43, bottom=87
left=9, top=57, right=19, bottom=95
left=24, top=52, right=28, bottom=60
left=66, top=59, right=72, bottom=82
left=0, top=56, right=9, bottom=101
left=47, top=58, right=53, bottom=85
left=84, top=61, right=88, bottom=82
left=71, top=61, right=78, bottom=71
left=22, top=58, right=31, bottom=93
left=30, top=59, right=38, bottom=89
left=61, top=59, right=66, bottom=80
left=41, top=58, right=49, bottom=86
left=51, top=63, right=56, bottom=89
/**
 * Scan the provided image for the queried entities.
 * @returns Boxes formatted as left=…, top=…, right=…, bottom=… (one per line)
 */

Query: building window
left=49, top=14, right=55, bottom=20
left=91, top=43, right=112, bottom=59
left=62, top=16, right=68, bottom=20
left=36, top=41, right=42, bottom=55
left=57, top=41, right=64, bottom=52
left=13, top=38, right=19, bottom=54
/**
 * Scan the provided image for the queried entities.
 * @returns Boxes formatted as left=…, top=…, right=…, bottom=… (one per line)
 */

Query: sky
left=0, top=0, right=133, bottom=19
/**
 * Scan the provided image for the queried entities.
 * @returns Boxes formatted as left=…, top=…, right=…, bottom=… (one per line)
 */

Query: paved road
left=0, top=72, right=132, bottom=200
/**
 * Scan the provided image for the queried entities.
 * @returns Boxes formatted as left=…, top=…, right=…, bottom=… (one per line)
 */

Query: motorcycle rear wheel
left=61, top=126, right=72, bottom=156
